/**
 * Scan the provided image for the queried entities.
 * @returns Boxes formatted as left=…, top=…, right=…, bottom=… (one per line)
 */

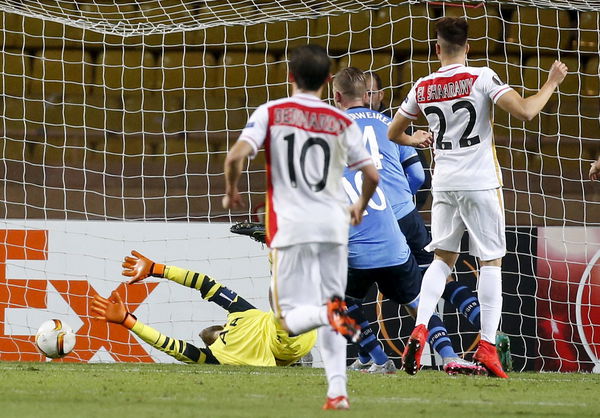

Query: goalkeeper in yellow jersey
left=91, top=250, right=316, bottom=367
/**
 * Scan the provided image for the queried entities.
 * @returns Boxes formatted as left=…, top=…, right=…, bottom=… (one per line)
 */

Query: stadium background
left=0, top=0, right=598, bottom=372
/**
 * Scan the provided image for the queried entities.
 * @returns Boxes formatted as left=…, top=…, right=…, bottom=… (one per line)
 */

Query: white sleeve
left=238, top=104, right=269, bottom=158
left=344, top=121, right=373, bottom=170
left=396, top=81, right=420, bottom=120
left=482, top=67, right=513, bottom=104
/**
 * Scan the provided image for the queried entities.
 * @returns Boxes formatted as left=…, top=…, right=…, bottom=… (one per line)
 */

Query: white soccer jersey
left=398, top=64, right=513, bottom=191
left=238, top=93, right=372, bottom=248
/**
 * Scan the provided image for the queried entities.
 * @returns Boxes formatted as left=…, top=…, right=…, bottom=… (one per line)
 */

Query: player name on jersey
left=416, top=73, right=479, bottom=103
left=347, top=110, right=390, bottom=126
left=272, top=106, right=348, bottom=134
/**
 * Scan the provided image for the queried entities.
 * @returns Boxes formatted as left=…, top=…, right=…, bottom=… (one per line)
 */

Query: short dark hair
left=364, top=71, right=383, bottom=90
left=333, top=67, right=366, bottom=100
left=289, top=45, right=331, bottom=91
left=436, top=17, right=468, bottom=54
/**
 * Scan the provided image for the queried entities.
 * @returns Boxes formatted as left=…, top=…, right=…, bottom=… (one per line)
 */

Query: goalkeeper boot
left=322, top=396, right=350, bottom=410
left=347, top=358, right=372, bottom=372
left=327, top=296, right=361, bottom=343
left=474, top=340, right=509, bottom=378
left=402, top=324, right=428, bottom=376
left=367, top=359, right=397, bottom=374
left=443, top=357, right=487, bottom=376
left=495, top=332, right=513, bottom=372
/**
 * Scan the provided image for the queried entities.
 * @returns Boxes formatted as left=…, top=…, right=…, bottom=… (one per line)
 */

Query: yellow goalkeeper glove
left=122, top=250, right=165, bottom=284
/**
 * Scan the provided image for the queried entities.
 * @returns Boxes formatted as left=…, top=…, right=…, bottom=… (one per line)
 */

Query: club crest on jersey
left=416, top=74, right=479, bottom=103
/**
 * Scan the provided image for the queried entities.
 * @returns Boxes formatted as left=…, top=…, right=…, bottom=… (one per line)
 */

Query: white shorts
left=270, top=243, right=347, bottom=317
left=425, top=189, right=506, bottom=261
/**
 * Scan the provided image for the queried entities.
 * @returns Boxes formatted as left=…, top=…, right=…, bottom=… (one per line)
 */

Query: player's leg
left=414, top=192, right=463, bottom=328
left=318, top=243, right=353, bottom=406
left=346, top=268, right=391, bottom=371
left=399, top=207, right=482, bottom=329
left=271, top=244, right=328, bottom=335
left=458, top=189, right=508, bottom=378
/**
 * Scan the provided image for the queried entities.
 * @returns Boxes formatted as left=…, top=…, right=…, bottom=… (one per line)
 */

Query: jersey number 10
left=284, top=133, right=330, bottom=192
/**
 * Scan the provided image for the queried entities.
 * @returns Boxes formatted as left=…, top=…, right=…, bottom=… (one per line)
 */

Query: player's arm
left=399, top=146, right=426, bottom=194
left=496, top=60, right=568, bottom=121
left=590, top=157, right=600, bottom=181
left=349, top=163, right=379, bottom=226
left=91, top=291, right=218, bottom=364
left=388, top=113, right=432, bottom=148
left=223, top=140, right=254, bottom=210
left=122, top=250, right=255, bottom=313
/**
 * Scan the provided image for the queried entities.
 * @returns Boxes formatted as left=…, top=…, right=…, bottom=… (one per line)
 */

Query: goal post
left=0, top=0, right=598, bottom=371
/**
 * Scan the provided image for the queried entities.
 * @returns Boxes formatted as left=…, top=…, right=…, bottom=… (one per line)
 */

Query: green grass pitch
left=0, top=362, right=599, bottom=417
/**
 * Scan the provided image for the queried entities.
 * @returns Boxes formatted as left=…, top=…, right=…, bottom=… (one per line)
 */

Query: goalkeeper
left=91, top=249, right=316, bottom=367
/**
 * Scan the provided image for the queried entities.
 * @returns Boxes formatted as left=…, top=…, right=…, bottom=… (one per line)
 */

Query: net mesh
left=0, top=0, right=598, bottom=371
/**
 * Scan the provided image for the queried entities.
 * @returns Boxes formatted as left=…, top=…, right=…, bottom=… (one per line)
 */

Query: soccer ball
left=35, top=319, right=76, bottom=359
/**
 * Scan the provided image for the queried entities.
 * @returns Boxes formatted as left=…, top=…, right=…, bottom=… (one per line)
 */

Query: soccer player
left=590, top=156, right=600, bottom=180
left=91, top=251, right=316, bottom=367
left=364, top=71, right=432, bottom=211
left=222, top=44, right=379, bottom=410
left=363, top=69, right=485, bottom=338
left=334, top=67, right=484, bottom=376
left=389, top=17, right=568, bottom=377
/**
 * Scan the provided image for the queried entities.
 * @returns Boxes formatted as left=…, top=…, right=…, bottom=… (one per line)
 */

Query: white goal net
left=0, top=0, right=598, bottom=371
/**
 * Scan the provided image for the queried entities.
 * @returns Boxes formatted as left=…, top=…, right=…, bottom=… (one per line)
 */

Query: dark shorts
left=397, top=207, right=434, bottom=269
left=346, top=255, right=422, bottom=306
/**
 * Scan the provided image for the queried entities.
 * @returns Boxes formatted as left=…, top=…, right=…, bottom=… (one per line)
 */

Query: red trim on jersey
left=348, top=157, right=373, bottom=169
left=492, top=86, right=511, bottom=102
left=399, top=106, right=418, bottom=117
left=267, top=101, right=352, bottom=136
left=416, top=73, right=479, bottom=104
left=264, top=119, right=277, bottom=247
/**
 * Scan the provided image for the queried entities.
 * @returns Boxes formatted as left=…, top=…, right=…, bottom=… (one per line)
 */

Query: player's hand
left=222, top=190, right=244, bottom=210
left=547, top=60, right=568, bottom=88
left=91, top=291, right=128, bottom=324
left=349, top=202, right=365, bottom=226
left=590, top=160, right=600, bottom=181
left=122, top=250, right=164, bottom=284
left=411, top=130, right=433, bottom=148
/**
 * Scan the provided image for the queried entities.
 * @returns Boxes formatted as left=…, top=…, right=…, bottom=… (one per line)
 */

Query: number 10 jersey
left=398, top=64, right=512, bottom=192
left=239, top=93, right=372, bottom=248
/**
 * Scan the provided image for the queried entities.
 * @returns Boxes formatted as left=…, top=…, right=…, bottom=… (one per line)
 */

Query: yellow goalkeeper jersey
left=209, top=309, right=316, bottom=367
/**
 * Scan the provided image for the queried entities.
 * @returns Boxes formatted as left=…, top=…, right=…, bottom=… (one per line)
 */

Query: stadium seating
left=93, top=50, right=157, bottom=96
left=505, top=7, right=573, bottom=53
left=583, top=56, right=599, bottom=96
left=0, top=50, right=29, bottom=97
left=30, top=49, right=93, bottom=99
left=338, top=53, right=397, bottom=92
left=575, top=11, right=599, bottom=53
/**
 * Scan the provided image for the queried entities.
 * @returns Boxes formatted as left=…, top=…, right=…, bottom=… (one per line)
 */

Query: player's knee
left=480, top=257, right=502, bottom=268
left=433, top=249, right=459, bottom=268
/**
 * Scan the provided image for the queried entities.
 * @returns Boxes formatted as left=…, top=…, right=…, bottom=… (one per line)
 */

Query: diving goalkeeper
left=91, top=250, right=316, bottom=366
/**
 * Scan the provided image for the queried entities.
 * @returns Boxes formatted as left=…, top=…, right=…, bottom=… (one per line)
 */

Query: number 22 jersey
left=398, top=64, right=513, bottom=192
left=238, top=93, right=372, bottom=248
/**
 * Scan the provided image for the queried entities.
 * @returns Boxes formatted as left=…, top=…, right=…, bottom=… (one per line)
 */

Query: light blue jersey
left=346, top=107, right=416, bottom=220
left=343, top=168, right=410, bottom=269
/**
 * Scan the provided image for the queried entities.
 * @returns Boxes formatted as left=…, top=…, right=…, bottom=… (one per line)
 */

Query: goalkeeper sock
left=283, top=306, right=328, bottom=335
left=319, top=325, right=347, bottom=399
left=415, top=259, right=452, bottom=326
left=428, top=315, right=456, bottom=359
left=442, top=280, right=481, bottom=329
left=478, top=266, right=503, bottom=344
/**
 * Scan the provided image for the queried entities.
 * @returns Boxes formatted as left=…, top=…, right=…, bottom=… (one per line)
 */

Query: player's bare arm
left=496, top=60, right=568, bottom=121
left=388, top=113, right=432, bottom=147
left=223, top=141, right=254, bottom=209
left=590, top=157, right=600, bottom=181
left=349, top=163, right=379, bottom=226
